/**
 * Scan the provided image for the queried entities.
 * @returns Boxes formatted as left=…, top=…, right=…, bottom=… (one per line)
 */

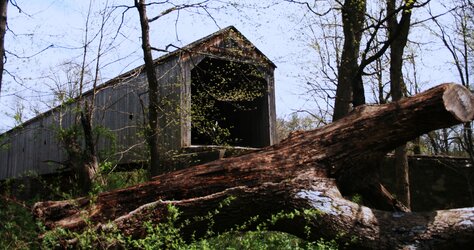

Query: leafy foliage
left=0, top=195, right=40, bottom=249
left=36, top=200, right=339, bottom=249
left=189, top=231, right=338, bottom=250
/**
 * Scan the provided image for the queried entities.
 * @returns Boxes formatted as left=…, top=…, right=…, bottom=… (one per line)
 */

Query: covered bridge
left=0, top=26, right=277, bottom=180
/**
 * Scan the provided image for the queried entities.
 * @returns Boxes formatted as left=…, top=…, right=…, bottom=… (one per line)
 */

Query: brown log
left=100, top=170, right=474, bottom=249
left=33, top=83, right=474, bottom=248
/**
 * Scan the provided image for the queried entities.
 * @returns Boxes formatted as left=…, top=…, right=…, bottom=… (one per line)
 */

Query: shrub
left=0, top=196, right=40, bottom=249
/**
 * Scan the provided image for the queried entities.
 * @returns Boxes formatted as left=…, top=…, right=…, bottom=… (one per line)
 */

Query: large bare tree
left=290, top=0, right=428, bottom=211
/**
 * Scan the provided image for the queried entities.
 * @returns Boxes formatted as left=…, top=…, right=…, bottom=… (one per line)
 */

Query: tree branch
left=148, top=1, right=210, bottom=23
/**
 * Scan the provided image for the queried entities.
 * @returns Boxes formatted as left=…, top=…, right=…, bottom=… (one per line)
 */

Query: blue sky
left=0, top=0, right=461, bottom=131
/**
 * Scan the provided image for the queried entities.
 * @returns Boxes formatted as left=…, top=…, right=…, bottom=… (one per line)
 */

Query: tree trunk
left=393, top=145, right=410, bottom=207
left=63, top=138, right=91, bottom=193
left=105, top=175, right=474, bottom=249
left=387, top=0, right=414, bottom=209
left=34, top=84, right=474, bottom=248
left=0, top=0, right=7, bottom=93
left=332, top=0, right=366, bottom=121
left=80, top=106, right=102, bottom=189
left=135, top=0, right=161, bottom=177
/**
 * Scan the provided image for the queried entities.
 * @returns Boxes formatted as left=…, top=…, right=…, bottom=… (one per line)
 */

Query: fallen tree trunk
left=34, top=83, right=474, bottom=249
left=103, top=171, right=474, bottom=249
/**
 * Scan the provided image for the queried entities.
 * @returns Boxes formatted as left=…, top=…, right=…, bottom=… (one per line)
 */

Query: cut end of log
left=443, top=83, right=474, bottom=122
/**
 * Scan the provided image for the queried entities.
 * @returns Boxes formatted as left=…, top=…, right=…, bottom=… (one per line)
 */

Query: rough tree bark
left=388, top=0, right=414, bottom=209
left=34, top=84, right=474, bottom=249
left=333, top=0, right=366, bottom=121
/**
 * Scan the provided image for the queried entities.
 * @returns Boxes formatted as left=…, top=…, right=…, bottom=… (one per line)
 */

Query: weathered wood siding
left=0, top=74, right=149, bottom=179
left=0, top=26, right=277, bottom=180
left=94, top=72, right=148, bottom=163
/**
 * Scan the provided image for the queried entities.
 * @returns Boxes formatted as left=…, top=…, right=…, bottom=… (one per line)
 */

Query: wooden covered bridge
left=0, top=26, right=277, bottom=180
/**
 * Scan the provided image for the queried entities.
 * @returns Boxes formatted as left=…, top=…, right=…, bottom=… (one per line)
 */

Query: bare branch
left=148, top=1, right=210, bottom=23
left=284, top=0, right=333, bottom=16
left=428, top=6, right=466, bottom=86
left=8, top=0, right=30, bottom=17
left=150, top=43, right=181, bottom=53
left=4, top=44, right=54, bottom=60
left=411, top=6, right=456, bottom=26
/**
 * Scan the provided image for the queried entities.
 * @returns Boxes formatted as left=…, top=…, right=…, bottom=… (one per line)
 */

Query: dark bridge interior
left=191, top=57, right=270, bottom=148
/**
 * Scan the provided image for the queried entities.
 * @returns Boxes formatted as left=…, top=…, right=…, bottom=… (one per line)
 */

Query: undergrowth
left=38, top=203, right=338, bottom=249
left=0, top=171, right=340, bottom=250
left=0, top=195, right=40, bottom=249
